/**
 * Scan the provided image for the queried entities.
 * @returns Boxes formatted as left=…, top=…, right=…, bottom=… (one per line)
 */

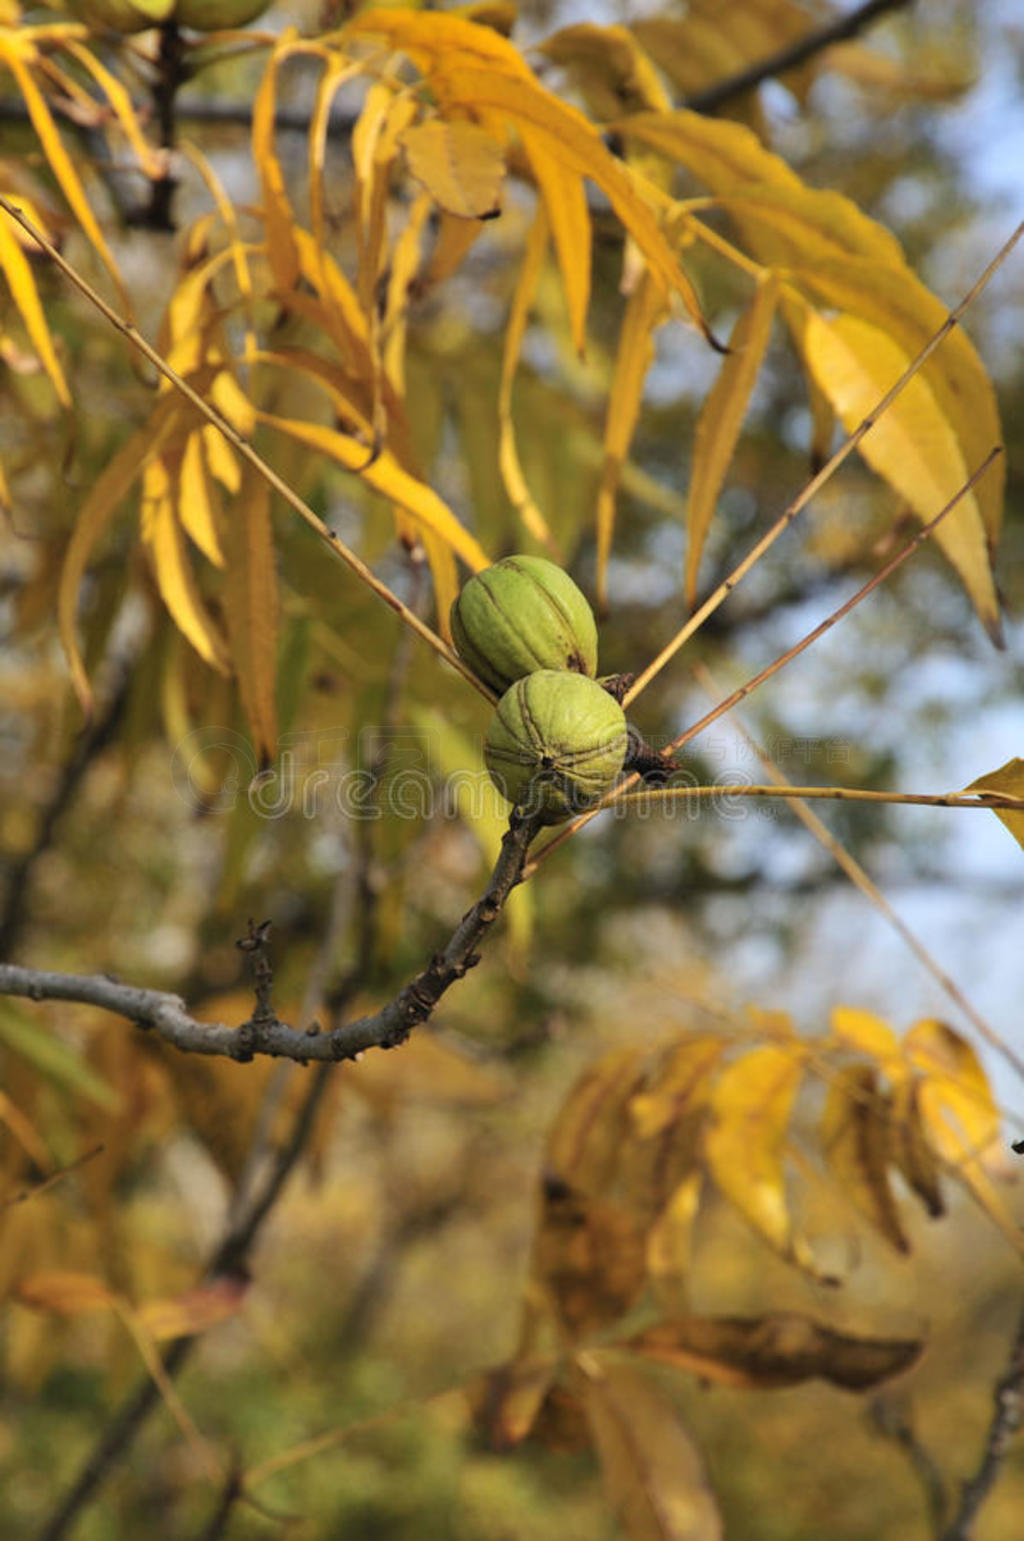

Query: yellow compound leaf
left=345, top=14, right=711, bottom=338
left=140, top=457, right=230, bottom=674
left=401, top=116, right=506, bottom=220
left=0, top=201, right=69, bottom=404
left=595, top=268, right=668, bottom=609
left=797, top=309, right=1000, bottom=641
left=580, top=1353, right=723, bottom=1541
left=705, top=1044, right=824, bottom=1276
left=820, top=1065, right=908, bottom=1255
left=964, top=757, right=1024, bottom=852
left=685, top=273, right=777, bottom=607
left=222, top=468, right=278, bottom=764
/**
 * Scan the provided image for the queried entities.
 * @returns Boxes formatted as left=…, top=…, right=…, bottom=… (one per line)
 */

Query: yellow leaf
left=420, top=209, right=484, bottom=290
left=178, top=430, right=225, bottom=567
left=16, top=1270, right=116, bottom=1315
left=685, top=273, right=777, bottom=607
left=903, top=1019, right=1012, bottom=1238
left=251, top=35, right=304, bottom=292
left=60, top=38, right=164, bottom=180
left=545, top=1046, right=650, bottom=1193
left=830, top=1005, right=902, bottom=1065
left=888, top=1079, right=945, bottom=1220
left=797, top=308, right=1000, bottom=640
left=518, top=122, right=591, bottom=356
left=964, top=757, right=1024, bottom=852
left=401, top=116, right=505, bottom=219
left=0, top=34, right=126, bottom=304
left=0, top=201, right=69, bottom=404
left=345, top=14, right=711, bottom=339
left=222, top=468, right=278, bottom=764
left=539, top=24, right=672, bottom=120
left=820, top=1066, right=908, bottom=1254
left=59, top=395, right=184, bottom=713
left=498, top=207, right=556, bottom=546
left=256, top=412, right=489, bottom=572
left=580, top=1354, right=723, bottom=1541
left=717, top=184, right=906, bottom=269
left=140, top=457, right=230, bottom=674
left=201, top=422, right=241, bottom=494
left=620, top=106, right=801, bottom=195
left=705, top=1044, right=823, bottom=1276
left=595, top=268, right=668, bottom=610
left=797, top=257, right=1004, bottom=550
left=646, top=1172, right=702, bottom=1297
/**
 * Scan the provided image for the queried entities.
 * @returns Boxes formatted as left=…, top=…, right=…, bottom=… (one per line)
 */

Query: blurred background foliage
left=1, top=0, right=1023, bottom=1537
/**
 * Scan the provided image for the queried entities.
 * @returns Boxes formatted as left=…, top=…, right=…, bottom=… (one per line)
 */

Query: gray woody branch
left=0, top=812, right=539, bottom=1065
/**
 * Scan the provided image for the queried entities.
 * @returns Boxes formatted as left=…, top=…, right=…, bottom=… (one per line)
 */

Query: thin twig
left=621, top=223, right=1023, bottom=710
left=942, top=1304, right=1024, bottom=1541
left=615, top=784, right=1024, bottom=813
left=0, top=195, right=492, bottom=705
left=528, top=446, right=1002, bottom=876
left=0, top=815, right=539, bottom=1067
left=669, top=447, right=1001, bottom=753
left=684, top=0, right=915, bottom=114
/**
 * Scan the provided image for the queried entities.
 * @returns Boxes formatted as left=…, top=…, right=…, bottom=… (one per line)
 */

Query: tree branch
left=941, top=1304, right=1024, bottom=1541
left=683, top=0, right=916, bottom=114
left=0, top=813, right=539, bottom=1066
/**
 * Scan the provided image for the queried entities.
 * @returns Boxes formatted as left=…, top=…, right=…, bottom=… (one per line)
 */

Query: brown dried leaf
left=630, top=1312, right=922, bottom=1391
left=821, top=1065, right=908, bottom=1255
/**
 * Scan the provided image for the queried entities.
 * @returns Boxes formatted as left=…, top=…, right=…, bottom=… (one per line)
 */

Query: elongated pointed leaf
left=596, top=269, right=668, bottom=609
left=630, top=1313, right=922, bottom=1391
left=222, top=468, right=278, bottom=764
left=498, top=207, right=555, bottom=545
left=0, top=202, right=69, bottom=404
left=705, top=1044, right=824, bottom=1276
left=519, top=122, right=591, bottom=356
left=141, top=457, right=230, bottom=674
left=685, top=274, right=777, bottom=606
left=59, top=395, right=184, bottom=713
left=256, top=412, right=489, bottom=571
left=797, top=308, right=1000, bottom=639
left=821, top=1066, right=908, bottom=1254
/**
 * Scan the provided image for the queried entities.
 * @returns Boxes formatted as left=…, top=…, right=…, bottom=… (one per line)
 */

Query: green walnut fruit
left=451, top=555, right=598, bottom=696
left=485, top=670, right=628, bottom=823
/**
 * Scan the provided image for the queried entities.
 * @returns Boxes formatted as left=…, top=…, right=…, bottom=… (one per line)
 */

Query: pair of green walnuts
left=450, top=556, right=629, bottom=824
